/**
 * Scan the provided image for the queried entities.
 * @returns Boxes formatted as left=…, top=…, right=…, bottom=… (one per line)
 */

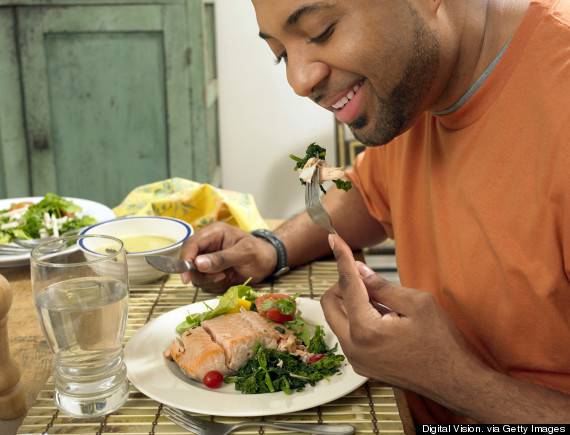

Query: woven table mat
left=17, top=260, right=414, bottom=434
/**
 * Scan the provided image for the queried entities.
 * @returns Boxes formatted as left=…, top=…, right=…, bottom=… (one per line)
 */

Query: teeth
left=332, top=82, right=362, bottom=110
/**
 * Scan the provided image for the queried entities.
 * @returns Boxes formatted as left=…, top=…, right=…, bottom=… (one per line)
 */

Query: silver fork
left=305, top=161, right=337, bottom=234
left=12, top=226, right=89, bottom=249
left=162, top=405, right=356, bottom=435
left=0, top=244, right=31, bottom=255
left=304, top=156, right=394, bottom=316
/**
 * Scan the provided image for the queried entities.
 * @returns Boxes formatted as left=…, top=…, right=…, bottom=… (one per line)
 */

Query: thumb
left=355, top=261, right=408, bottom=316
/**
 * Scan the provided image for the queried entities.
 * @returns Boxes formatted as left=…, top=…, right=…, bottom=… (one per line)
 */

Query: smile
left=331, top=81, right=363, bottom=110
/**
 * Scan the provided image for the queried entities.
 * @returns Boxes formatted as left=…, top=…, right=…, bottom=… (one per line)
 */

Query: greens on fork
left=290, top=143, right=352, bottom=193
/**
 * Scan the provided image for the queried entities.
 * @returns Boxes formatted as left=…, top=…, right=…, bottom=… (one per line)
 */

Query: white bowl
left=81, top=216, right=193, bottom=284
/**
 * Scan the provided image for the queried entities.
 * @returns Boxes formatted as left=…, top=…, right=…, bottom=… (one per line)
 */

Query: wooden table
left=0, top=240, right=414, bottom=435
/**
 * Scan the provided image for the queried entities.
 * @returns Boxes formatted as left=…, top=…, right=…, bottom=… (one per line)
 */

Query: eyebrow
left=258, top=2, right=333, bottom=40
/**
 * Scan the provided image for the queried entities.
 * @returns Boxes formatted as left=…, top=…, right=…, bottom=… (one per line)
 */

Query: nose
left=286, top=51, right=330, bottom=98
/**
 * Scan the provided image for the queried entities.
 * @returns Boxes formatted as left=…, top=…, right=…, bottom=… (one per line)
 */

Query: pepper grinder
left=0, top=274, right=27, bottom=419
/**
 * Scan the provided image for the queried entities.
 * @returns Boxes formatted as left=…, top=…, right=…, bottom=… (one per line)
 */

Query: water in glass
left=31, top=235, right=130, bottom=418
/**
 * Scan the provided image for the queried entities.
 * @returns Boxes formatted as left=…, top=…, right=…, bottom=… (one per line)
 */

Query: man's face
left=252, top=0, right=441, bottom=146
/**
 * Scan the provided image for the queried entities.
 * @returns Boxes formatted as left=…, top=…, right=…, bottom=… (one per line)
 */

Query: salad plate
left=0, top=196, right=115, bottom=268
left=124, top=298, right=367, bottom=417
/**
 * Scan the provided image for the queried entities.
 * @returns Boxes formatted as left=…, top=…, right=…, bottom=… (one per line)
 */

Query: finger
left=329, top=234, right=378, bottom=321
left=320, top=283, right=352, bottom=344
left=194, top=242, right=247, bottom=274
left=356, top=261, right=416, bottom=317
left=181, top=270, right=191, bottom=284
left=195, top=237, right=274, bottom=282
left=180, top=239, right=199, bottom=284
left=179, top=224, right=240, bottom=284
left=181, top=265, right=225, bottom=288
left=180, top=227, right=227, bottom=263
left=191, top=269, right=237, bottom=294
left=187, top=267, right=226, bottom=286
left=179, top=230, right=214, bottom=284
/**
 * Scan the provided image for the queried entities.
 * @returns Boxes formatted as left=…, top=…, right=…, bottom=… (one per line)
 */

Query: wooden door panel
left=0, top=9, right=30, bottom=198
left=45, top=32, right=168, bottom=206
left=18, top=5, right=193, bottom=207
left=186, top=0, right=220, bottom=185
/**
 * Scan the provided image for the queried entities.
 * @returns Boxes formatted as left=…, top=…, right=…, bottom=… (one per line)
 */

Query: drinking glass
left=30, top=234, right=130, bottom=418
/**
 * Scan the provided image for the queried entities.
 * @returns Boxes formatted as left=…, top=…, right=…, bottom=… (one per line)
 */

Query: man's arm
left=275, top=182, right=388, bottom=268
left=180, top=182, right=386, bottom=292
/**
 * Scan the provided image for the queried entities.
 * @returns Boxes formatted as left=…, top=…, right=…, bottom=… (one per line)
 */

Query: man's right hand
left=179, top=222, right=278, bottom=293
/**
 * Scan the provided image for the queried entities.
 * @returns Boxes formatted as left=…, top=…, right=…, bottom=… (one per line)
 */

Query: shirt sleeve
left=345, top=147, right=395, bottom=239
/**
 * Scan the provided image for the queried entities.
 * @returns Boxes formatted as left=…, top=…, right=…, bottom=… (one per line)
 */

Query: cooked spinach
left=224, top=341, right=345, bottom=395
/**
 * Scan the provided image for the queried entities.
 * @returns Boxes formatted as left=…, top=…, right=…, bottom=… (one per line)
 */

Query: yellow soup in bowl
left=120, top=235, right=177, bottom=253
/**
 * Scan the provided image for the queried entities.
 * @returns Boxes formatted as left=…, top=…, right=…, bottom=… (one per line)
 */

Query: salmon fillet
left=239, top=310, right=294, bottom=348
left=240, top=310, right=314, bottom=362
left=164, top=311, right=314, bottom=382
left=163, top=326, right=231, bottom=381
left=201, top=313, right=262, bottom=371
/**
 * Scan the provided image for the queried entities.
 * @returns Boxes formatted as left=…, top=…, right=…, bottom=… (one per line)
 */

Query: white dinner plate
left=124, top=298, right=367, bottom=417
left=0, top=196, right=116, bottom=268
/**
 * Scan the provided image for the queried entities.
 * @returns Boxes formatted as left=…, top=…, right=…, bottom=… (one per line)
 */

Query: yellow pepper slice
left=226, top=298, right=252, bottom=314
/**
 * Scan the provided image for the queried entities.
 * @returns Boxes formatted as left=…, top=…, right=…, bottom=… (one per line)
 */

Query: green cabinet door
left=0, top=9, right=30, bottom=198
left=188, top=0, right=221, bottom=185
left=16, top=2, right=218, bottom=208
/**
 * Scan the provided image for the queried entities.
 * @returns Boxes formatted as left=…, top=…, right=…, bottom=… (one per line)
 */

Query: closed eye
left=273, top=20, right=338, bottom=65
left=308, top=22, right=337, bottom=44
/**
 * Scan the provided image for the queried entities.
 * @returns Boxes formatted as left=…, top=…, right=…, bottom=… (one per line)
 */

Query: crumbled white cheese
left=1, top=221, right=20, bottom=230
left=0, top=206, right=30, bottom=219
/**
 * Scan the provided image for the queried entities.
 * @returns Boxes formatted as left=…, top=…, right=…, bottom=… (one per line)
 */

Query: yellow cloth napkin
left=112, top=178, right=267, bottom=232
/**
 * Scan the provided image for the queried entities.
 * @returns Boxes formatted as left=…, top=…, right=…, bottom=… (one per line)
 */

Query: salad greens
left=225, top=342, right=345, bottom=395
left=0, top=193, right=97, bottom=244
left=260, top=295, right=297, bottom=315
left=175, top=279, right=264, bottom=334
left=283, top=311, right=312, bottom=346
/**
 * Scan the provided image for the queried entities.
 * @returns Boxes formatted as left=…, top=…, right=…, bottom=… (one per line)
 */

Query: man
left=180, top=0, right=570, bottom=423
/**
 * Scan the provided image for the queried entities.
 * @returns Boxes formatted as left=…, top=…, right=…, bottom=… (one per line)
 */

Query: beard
left=350, top=6, right=440, bottom=147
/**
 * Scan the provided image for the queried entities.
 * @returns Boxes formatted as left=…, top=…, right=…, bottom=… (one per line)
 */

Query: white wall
left=215, top=0, right=336, bottom=220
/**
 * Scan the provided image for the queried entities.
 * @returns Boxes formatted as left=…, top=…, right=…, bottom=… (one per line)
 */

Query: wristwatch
left=250, top=229, right=290, bottom=280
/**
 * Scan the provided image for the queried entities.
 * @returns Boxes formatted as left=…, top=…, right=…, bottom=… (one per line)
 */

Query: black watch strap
left=251, top=229, right=290, bottom=280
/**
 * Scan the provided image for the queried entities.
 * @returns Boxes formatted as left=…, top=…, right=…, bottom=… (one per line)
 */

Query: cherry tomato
left=307, top=354, right=325, bottom=365
left=255, top=294, right=297, bottom=323
left=9, top=201, right=34, bottom=211
left=203, top=370, right=224, bottom=388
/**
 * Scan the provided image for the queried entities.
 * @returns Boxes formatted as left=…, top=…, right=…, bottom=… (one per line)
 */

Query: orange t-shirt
left=347, top=0, right=570, bottom=423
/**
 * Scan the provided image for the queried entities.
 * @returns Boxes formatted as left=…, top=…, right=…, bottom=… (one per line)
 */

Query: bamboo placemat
left=17, top=260, right=414, bottom=435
